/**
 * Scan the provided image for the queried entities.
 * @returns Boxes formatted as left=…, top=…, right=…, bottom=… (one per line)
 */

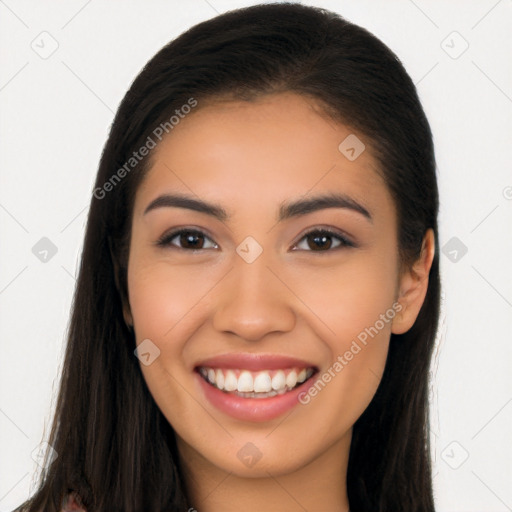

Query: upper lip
left=195, top=353, right=318, bottom=371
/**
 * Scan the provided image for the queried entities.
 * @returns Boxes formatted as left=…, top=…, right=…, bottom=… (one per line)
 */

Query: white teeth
left=237, top=371, right=253, bottom=392
left=215, top=369, right=224, bottom=390
left=199, top=366, right=315, bottom=396
left=285, top=370, right=298, bottom=389
left=271, top=370, right=286, bottom=391
left=224, top=370, right=238, bottom=391
left=253, top=372, right=272, bottom=393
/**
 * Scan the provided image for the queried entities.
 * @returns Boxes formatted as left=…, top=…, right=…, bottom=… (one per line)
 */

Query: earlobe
left=119, top=287, right=134, bottom=329
left=391, top=229, right=435, bottom=335
left=123, top=304, right=134, bottom=328
left=108, top=236, right=134, bottom=329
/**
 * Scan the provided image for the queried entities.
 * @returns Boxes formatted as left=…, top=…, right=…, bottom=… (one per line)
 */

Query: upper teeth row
left=199, top=367, right=314, bottom=393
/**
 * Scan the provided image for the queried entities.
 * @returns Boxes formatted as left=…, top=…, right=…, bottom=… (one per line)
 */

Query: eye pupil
left=308, top=233, right=332, bottom=251
left=181, top=232, right=204, bottom=249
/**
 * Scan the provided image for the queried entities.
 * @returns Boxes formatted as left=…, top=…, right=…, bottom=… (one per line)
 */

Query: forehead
left=134, top=92, right=394, bottom=223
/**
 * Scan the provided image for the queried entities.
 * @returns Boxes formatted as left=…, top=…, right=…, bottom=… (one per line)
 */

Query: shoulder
left=61, top=492, right=86, bottom=512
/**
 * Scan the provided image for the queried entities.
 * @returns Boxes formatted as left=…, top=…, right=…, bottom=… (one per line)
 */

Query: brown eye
left=157, top=229, right=218, bottom=250
left=294, top=229, right=354, bottom=252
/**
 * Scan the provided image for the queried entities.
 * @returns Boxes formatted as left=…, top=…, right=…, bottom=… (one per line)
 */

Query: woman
left=15, top=2, right=440, bottom=511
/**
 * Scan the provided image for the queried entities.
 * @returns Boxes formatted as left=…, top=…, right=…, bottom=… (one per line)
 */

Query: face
left=124, top=92, right=419, bottom=479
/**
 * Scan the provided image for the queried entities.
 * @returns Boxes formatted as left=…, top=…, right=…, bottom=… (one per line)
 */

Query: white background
left=1, top=1, right=511, bottom=511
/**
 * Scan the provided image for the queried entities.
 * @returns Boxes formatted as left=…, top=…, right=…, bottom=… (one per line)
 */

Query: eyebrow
left=143, top=192, right=372, bottom=222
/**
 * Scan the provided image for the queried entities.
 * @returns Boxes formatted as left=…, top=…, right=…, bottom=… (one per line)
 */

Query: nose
left=212, top=252, right=296, bottom=342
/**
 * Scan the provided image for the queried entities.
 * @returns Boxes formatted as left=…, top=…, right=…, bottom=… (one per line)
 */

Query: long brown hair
left=16, top=3, right=440, bottom=511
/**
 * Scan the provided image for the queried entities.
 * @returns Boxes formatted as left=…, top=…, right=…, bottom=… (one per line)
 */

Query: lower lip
left=196, top=371, right=316, bottom=422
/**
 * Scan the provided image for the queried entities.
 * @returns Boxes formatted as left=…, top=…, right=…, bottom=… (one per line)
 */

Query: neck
left=178, top=429, right=352, bottom=512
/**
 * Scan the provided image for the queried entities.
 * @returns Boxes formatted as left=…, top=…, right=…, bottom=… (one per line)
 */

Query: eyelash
left=155, top=227, right=355, bottom=253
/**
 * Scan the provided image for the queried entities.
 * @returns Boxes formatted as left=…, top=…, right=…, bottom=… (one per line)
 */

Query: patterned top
left=61, top=492, right=86, bottom=512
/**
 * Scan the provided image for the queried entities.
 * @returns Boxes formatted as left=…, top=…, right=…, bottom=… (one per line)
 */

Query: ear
left=116, top=267, right=133, bottom=328
left=121, top=296, right=134, bottom=328
left=108, top=236, right=134, bottom=328
left=117, top=270, right=134, bottom=328
left=391, top=229, right=435, bottom=335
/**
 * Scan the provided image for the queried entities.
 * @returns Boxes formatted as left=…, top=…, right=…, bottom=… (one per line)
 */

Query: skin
left=123, top=92, right=435, bottom=512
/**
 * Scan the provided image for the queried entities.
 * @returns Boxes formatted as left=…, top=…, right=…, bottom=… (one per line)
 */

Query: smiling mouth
left=197, top=366, right=317, bottom=399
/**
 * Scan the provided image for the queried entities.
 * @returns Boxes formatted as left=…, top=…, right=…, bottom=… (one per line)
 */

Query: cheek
left=127, top=261, right=210, bottom=425
left=286, top=251, right=397, bottom=417
left=128, top=260, right=210, bottom=343
left=287, top=248, right=398, bottom=342
left=127, top=258, right=221, bottom=403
